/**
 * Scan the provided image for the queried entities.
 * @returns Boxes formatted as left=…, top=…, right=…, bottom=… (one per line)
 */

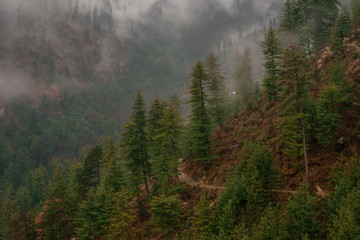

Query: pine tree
left=329, top=189, right=360, bottom=240
left=121, top=91, right=150, bottom=197
left=148, top=98, right=171, bottom=193
left=327, top=158, right=360, bottom=218
left=283, top=182, right=319, bottom=240
left=316, top=84, right=345, bottom=146
left=253, top=204, right=281, bottom=240
left=204, top=52, right=228, bottom=128
left=38, top=166, right=75, bottom=240
left=4, top=186, right=36, bottom=240
left=101, top=137, right=123, bottom=193
left=150, top=194, right=182, bottom=237
left=331, top=7, right=351, bottom=53
left=106, top=187, right=134, bottom=240
left=188, top=61, right=214, bottom=165
left=75, top=145, right=103, bottom=199
left=279, top=0, right=299, bottom=32
left=159, top=103, right=183, bottom=186
left=74, top=190, right=106, bottom=239
left=351, top=0, right=360, bottom=27
left=261, top=28, right=282, bottom=109
left=217, top=200, right=236, bottom=239
left=279, top=45, right=311, bottom=188
left=148, top=98, right=167, bottom=146
left=192, top=192, right=216, bottom=239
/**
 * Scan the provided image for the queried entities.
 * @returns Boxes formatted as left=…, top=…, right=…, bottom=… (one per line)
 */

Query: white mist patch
left=0, top=70, right=35, bottom=101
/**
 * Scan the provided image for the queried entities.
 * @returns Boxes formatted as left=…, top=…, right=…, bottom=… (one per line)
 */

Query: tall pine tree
left=121, top=91, right=151, bottom=197
left=279, top=45, right=311, bottom=188
left=188, top=61, right=214, bottom=165
left=261, top=28, right=282, bottom=109
left=204, top=52, right=228, bottom=128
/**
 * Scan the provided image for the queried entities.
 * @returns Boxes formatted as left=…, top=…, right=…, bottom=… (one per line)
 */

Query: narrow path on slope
left=179, top=171, right=225, bottom=190
left=178, top=160, right=327, bottom=197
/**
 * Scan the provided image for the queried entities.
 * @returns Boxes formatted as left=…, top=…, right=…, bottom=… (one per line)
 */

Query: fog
left=0, top=0, right=283, bottom=102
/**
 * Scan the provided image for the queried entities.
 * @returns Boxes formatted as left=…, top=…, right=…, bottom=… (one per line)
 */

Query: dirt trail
left=178, top=159, right=328, bottom=197
left=179, top=171, right=225, bottom=190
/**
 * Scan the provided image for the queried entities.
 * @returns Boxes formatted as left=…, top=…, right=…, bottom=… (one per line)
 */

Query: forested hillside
left=2, top=0, right=360, bottom=239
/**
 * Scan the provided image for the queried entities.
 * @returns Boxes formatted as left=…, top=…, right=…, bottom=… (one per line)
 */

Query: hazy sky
left=0, top=0, right=283, bottom=101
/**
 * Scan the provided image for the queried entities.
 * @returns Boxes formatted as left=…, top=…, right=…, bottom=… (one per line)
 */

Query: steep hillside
left=181, top=37, right=360, bottom=199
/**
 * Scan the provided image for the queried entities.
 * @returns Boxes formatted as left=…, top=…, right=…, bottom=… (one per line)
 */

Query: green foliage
left=74, top=191, right=106, bottom=240
left=192, top=193, right=216, bottom=239
left=331, top=7, right=351, bottom=54
left=217, top=199, right=236, bottom=238
left=351, top=0, right=360, bottom=27
left=148, top=98, right=168, bottom=146
left=75, top=145, right=103, bottom=199
left=188, top=61, right=214, bottom=164
left=204, top=52, right=229, bottom=127
left=280, top=0, right=340, bottom=54
left=228, top=224, right=250, bottom=240
left=261, top=28, right=282, bottom=106
left=217, top=143, right=276, bottom=237
left=101, top=138, right=123, bottom=193
left=316, top=84, right=344, bottom=145
left=253, top=204, right=281, bottom=240
left=279, top=45, right=311, bottom=158
left=150, top=194, right=182, bottom=236
left=105, top=187, right=134, bottom=240
left=148, top=98, right=172, bottom=193
left=327, top=158, right=360, bottom=218
left=26, top=165, right=49, bottom=207
left=329, top=189, right=360, bottom=240
left=121, top=91, right=150, bottom=196
left=4, top=186, right=36, bottom=240
left=36, top=198, right=74, bottom=240
left=279, top=0, right=299, bottom=32
left=283, top=182, right=319, bottom=240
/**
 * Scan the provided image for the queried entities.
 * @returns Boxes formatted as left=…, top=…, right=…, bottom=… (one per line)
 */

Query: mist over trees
left=1, top=0, right=360, bottom=239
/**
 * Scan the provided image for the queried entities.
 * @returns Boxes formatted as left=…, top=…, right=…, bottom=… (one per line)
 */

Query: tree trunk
left=298, top=95, right=311, bottom=190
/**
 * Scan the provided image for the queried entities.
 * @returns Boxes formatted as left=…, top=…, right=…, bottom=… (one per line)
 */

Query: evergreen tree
left=101, top=138, right=123, bottom=193
left=279, top=45, right=311, bottom=188
left=148, top=98, right=167, bottom=146
left=351, top=0, right=360, bottom=27
left=279, top=0, right=299, bottom=32
left=192, top=192, right=216, bottom=239
left=188, top=61, right=214, bottom=165
left=331, top=7, right=351, bottom=53
left=4, top=186, right=36, bottom=240
left=329, top=189, right=360, bottom=240
left=253, top=204, right=281, bottom=240
left=148, top=98, right=171, bottom=193
left=121, top=91, right=150, bottom=196
left=327, top=158, right=360, bottom=218
left=38, top=166, right=75, bottom=240
left=150, top=194, right=182, bottom=237
left=204, top=52, right=229, bottom=127
left=159, top=103, right=183, bottom=186
left=316, top=84, right=345, bottom=146
left=106, top=187, right=134, bottom=240
left=261, top=28, right=282, bottom=109
left=36, top=198, right=74, bottom=240
left=217, top=200, right=236, bottom=239
left=26, top=165, right=49, bottom=207
left=74, top=191, right=106, bottom=240
left=75, top=145, right=103, bottom=199
left=283, top=182, right=319, bottom=240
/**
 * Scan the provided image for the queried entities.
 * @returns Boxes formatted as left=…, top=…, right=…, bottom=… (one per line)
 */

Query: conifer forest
left=2, top=0, right=360, bottom=239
